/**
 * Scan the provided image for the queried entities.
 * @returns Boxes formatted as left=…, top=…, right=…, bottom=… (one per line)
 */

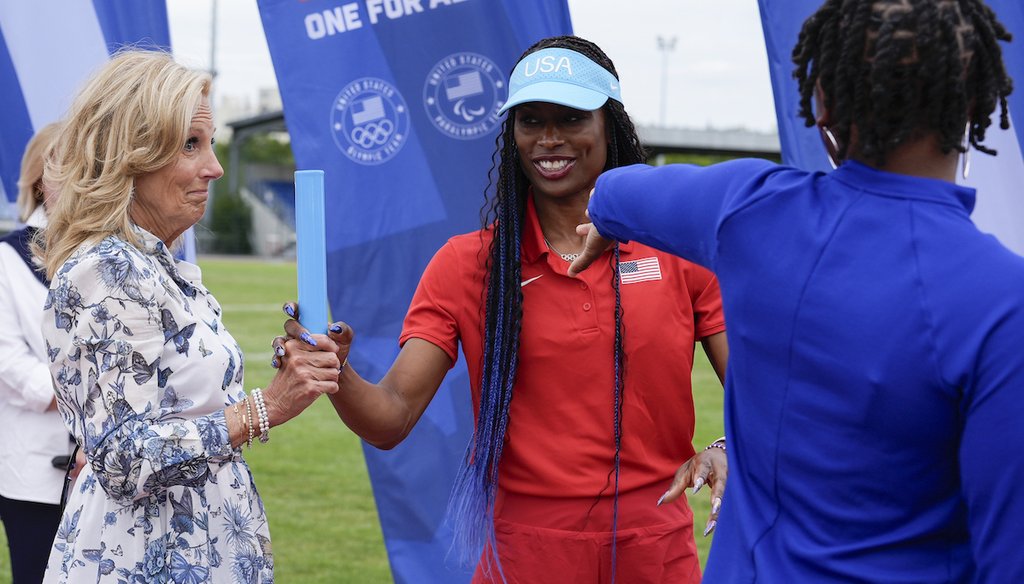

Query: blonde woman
left=0, top=122, right=75, bottom=584
left=39, top=50, right=340, bottom=583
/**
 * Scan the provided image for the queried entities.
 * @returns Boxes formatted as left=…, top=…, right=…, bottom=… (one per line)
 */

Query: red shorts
left=472, top=483, right=701, bottom=584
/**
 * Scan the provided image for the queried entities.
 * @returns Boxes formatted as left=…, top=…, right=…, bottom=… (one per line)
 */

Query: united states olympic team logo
left=331, top=77, right=410, bottom=165
left=423, top=52, right=506, bottom=140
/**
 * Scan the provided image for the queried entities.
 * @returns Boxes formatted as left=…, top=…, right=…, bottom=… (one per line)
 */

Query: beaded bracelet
left=252, top=388, right=270, bottom=444
left=244, top=395, right=255, bottom=448
left=705, top=436, right=727, bottom=452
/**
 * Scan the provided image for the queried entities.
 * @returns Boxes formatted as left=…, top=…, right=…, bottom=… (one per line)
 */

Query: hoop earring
left=821, top=126, right=840, bottom=170
left=960, top=123, right=971, bottom=180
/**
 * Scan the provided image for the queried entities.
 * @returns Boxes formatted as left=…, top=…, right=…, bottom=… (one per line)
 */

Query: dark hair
left=792, top=0, right=1013, bottom=166
left=446, top=35, right=646, bottom=572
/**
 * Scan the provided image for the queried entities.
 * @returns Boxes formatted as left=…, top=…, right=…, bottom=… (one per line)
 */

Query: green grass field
left=0, top=257, right=724, bottom=583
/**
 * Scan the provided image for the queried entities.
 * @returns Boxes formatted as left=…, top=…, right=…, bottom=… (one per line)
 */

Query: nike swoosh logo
left=521, top=275, right=543, bottom=287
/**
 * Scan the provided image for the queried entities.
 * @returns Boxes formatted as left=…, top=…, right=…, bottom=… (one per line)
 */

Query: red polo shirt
left=401, top=196, right=724, bottom=581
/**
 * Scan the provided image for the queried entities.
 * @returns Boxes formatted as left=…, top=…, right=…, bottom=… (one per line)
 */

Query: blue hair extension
left=610, top=243, right=624, bottom=582
left=446, top=168, right=523, bottom=582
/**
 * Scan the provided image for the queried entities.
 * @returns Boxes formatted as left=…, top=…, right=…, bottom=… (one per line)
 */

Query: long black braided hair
left=446, top=35, right=647, bottom=576
left=792, top=0, right=1013, bottom=166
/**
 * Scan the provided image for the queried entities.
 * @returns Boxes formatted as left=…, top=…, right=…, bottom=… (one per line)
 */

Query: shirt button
left=579, top=282, right=588, bottom=290
left=583, top=302, right=592, bottom=311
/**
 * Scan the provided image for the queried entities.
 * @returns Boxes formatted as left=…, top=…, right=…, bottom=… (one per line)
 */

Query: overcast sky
left=167, top=0, right=778, bottom=131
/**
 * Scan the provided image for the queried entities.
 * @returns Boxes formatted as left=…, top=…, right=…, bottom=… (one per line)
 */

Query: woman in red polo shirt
left=282, top=36, right=729, bottom=583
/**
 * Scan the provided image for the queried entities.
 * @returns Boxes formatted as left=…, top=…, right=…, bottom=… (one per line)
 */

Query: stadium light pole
left=656, top=35, right=677, bottom=128
left=205, top=0, right=220, bottom=231
left=209, top=0, right=219, bottom=108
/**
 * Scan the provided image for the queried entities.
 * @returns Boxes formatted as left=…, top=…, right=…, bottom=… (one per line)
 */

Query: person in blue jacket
left=568, top=0, right=1020, bottom=582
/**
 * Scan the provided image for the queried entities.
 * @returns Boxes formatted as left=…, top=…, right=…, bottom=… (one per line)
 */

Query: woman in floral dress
left=38, top=50, right=341, bottom=583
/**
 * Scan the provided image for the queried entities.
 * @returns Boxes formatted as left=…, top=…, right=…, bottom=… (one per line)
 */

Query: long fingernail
left=300, top=332, right=317, bottom=346
left=329, top=323, right=342, bottom=333
left=712, top=497, right=722, bottom=516
left=275, top=346, right=286, bottom=357
left=692, top=477, right=705, bottom=494
left=703, top=519, right=717, bottom=537
left=656, top=491, right=669, bottom=506
left=271, top=358, right=279, bottom=369
left=283, top=304, right=295, bottom=318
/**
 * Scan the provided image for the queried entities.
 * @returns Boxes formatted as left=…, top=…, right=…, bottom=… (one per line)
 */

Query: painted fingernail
left=300, top=332, right=317, bottom=346
left=275, top=346, right=286, bottom=357
left=692, top=477, right=705, bottom=494
left=329, top=323, right=343, bottom=333
left=703, top=519, right=717, bottom=537
left=283, top=304, right=295, bottom=318
left=712, top=497, right=722, bottom=516
left=271, top=358, right=279, bottom=369
left=656, top=491, right=669, bottom=506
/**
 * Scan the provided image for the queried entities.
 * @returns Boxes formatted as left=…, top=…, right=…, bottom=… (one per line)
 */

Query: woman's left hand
left=69, top=447, right=88, bottom=482
left=659, top=447, right=728, bottom=537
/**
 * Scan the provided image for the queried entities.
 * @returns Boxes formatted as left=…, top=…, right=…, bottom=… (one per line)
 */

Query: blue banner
left=256, top=1, right=571, bottom=581
left=758, top=0, right=1024, bottom=254
left=0, top=1, right=169, bottom=212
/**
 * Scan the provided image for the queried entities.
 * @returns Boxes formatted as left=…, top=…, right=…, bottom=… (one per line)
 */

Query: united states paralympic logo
left=423, top=52, right=506, bottom=140
left=331, top=77, right=410, bottom=165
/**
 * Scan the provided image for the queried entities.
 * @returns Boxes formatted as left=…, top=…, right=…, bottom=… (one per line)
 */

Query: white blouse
left=42, top=226, right=273, bottom=583
left=0, top=207, right=72, bottom=504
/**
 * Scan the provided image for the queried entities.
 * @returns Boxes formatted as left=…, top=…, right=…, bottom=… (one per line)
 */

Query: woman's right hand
left=262, top=326, right=341, bottom=428
left=567, top=220, right=613, bottom=277
left=272, top=302, right=453, bottom=450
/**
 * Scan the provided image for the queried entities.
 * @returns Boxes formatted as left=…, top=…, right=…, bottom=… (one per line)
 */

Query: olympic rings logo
left=330, top=78, right=409, bottom=165
left=350, top=120, right=394, bottom=148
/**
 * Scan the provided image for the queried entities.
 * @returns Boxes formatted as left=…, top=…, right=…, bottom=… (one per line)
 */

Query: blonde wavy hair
left=15, top=122, right=61, bottom=222
left=40, top=50, right=211, bottom=279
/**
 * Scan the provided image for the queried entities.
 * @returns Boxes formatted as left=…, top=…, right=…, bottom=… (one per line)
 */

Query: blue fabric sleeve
left=959, top=303, right=1024, bottom=581
left=589, top=158, right=779, bottom=269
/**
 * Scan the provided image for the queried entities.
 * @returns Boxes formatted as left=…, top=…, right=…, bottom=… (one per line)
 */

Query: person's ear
left=814, top=79, right=841, bottom=169
left=813, top=79, right=833, bottom=127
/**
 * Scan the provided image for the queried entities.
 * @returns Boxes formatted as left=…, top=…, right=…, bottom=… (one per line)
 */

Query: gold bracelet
left=245, top=395, right=255, bottom=448
left=231, top=402, right=242, bottom=446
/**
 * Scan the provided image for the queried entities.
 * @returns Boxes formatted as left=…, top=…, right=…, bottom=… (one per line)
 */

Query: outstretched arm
left=571, top=159, right=782, bottom=278
left=278, top=307, right=451, bottom=450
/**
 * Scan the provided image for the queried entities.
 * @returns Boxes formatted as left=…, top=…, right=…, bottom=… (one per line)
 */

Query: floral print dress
left=42, top=227, right=273, bottom=583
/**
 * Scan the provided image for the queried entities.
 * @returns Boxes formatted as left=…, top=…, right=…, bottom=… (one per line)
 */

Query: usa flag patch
left=619, top=257, right=662, bottom=284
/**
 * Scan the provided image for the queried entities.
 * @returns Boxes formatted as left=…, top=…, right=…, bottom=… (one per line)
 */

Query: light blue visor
left=499, top=47, right=622, bottom=115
